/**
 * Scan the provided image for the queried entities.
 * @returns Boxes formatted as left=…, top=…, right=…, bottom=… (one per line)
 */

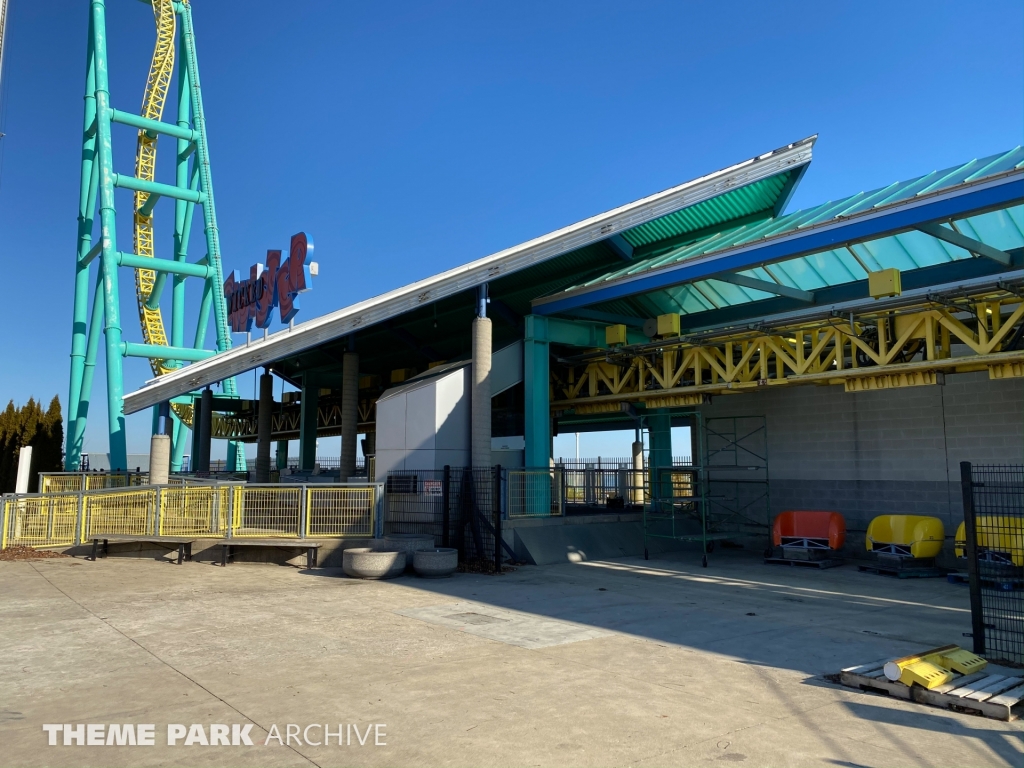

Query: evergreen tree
left=0, top=400, right=18, bottom=493
left=0, top=396, right=64, bottom=493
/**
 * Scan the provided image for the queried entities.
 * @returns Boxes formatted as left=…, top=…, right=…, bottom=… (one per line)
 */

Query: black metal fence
left=384, top=466, right=505, bottom=572
left=960, top=462, right=1024, bottom=666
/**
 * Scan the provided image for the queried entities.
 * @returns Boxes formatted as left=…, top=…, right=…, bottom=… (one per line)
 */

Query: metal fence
left=38, top=472, right=151, bottom=493
left=508, top=469, right=563, bottom=517
left=960, top=462, right=1024, bottom=666
left=1, top=482, right=381, bottom=549
left=384, top=467, right=503, bottom=571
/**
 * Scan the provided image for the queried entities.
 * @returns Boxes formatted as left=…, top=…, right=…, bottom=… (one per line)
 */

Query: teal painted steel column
left=648, top=409, right=673, bottom=500
left=180, top=5, right=245, bottom=472
left=524, top=315, right=551, bottom=469
left=171, top=37, right=192, bottom=350
left=298, top=373, right=319, bottom=471
left=276, top=440, right=288, bottom=471
left=170, top=410, right=186, bottom=471
left=90, top=0, right=127, bottom=471
left=66, top=18, right=98, bottom=470
left=180, top=4, right=230, bottom=354
left=69, top=264, right=106, bottom=467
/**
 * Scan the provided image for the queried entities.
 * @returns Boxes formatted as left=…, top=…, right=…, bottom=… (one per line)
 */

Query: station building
left=122, top=136, right=1024, bottom=564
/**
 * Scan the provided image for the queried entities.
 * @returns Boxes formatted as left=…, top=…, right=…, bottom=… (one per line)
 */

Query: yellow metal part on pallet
left=897, top=660, right=952, bottom=689
left=868, top=268, right=902, bottom=298
left=884, top=645, right=987, bottom=689
left=941, top=648, right=987, bottom=676
left=844, top=371, right=940, bottom=392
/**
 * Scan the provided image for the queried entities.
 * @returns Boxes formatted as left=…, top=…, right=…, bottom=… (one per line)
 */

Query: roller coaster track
left=134, top=0, right=176, bottom=378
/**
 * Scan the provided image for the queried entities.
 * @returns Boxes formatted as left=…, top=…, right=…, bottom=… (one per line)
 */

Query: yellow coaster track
left=133, top=0, right=195, bottom=428
left=133, top=0, right=176, bottom=375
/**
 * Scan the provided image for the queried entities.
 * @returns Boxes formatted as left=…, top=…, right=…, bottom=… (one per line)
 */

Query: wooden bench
left=89, top=535, right=196, bottom=565
left=214, top=539, right=322, bottom=569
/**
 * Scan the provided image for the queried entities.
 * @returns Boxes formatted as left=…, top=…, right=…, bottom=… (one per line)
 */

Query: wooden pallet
left=857, top=564, right=945, bottom=579
left=764, top=556, right=843, bottom=569
left=839, top=657, right=1024, bottom=721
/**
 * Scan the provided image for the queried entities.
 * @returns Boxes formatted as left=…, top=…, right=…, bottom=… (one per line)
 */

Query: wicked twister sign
left=224, top=232, right=316, bottom=332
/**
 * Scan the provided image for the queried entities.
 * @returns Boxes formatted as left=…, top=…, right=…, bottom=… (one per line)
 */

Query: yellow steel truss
left=552, top=289, right=1024, bottom=411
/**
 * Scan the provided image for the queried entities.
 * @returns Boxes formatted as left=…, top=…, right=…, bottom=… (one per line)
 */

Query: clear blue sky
left=0, top=0, right=1020, bottom=461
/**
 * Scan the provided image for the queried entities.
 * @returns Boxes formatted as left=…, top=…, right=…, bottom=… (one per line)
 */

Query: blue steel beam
left=532, top=173, right=1024, bottom=316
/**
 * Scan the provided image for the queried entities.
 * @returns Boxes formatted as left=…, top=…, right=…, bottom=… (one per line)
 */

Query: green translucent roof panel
left=569, top=147, right=1024, bottom=319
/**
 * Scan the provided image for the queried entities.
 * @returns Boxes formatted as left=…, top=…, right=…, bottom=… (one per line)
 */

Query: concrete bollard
left=15, top=446, right=32, bottom=494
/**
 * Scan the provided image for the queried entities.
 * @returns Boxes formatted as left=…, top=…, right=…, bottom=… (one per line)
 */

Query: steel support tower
left=66, top=0, right=244, bottom=471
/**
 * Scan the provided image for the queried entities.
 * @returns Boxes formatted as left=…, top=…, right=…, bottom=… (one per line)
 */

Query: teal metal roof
left=619, top=170, right=798, bottom=252
left=558, top=147, right=1024, bottom=320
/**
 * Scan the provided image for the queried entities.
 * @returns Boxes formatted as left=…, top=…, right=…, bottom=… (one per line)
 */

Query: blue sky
left=0, top=0, right=1020, bottom=461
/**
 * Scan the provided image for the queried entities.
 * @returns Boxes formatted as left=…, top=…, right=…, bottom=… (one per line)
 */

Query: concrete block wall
left=696, top=371, right=1023, bottom=564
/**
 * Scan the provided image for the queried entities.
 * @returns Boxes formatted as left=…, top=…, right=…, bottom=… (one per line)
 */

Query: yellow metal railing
left=230, top=486, right=302, bottom=538
left=3, top=481, right=380, bottom=549
left=1, top=493, right=80, bottom=549
left=38, top=472, right=150, bottom=494
left=82, top=488, right=157, bottom=539
left=306, top=486, right=375, bottom=537
left=157, top=485, right=230, bottom=537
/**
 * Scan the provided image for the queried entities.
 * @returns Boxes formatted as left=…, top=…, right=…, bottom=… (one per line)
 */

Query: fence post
left=46, top=495, right=55, bottom=544
left=959, top=461, right=986, bottom=656
left=441, top=465, right=451, bottom=548
left=226, top=484, right=235, bottom=539
left=74, top=490, right=85, bottom=546
left=299, top=485, right=308, bottom=539
left=493, top=465, right=502, bottom=573
left=0, top=496, right=8, bottom=549
left=153, top=486, right=163, bottom=537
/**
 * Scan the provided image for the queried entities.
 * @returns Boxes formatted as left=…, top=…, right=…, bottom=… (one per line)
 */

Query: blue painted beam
left=532, top=175, right=1024, bottom=315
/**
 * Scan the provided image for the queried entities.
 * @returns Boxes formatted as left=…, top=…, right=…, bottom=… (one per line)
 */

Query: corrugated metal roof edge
left=122, top=136, right=816, bottom=414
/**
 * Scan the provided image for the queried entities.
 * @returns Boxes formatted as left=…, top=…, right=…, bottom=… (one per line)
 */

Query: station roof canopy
left=533, top=147, right=1024, bottom=329
left=123, top=138, right=1024, bottom=415
left=123, top=136, right=815, bottom=413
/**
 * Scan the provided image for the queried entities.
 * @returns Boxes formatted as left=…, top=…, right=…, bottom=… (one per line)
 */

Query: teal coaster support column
left=66, top=16, right=98, bottom=470
left=276, top=441, right=289, bottom=471
left=524, top=315, right=551, bottom=469
left=298, top=373, right=320, bottom=471
left=91, top=0, right=128, bottom=472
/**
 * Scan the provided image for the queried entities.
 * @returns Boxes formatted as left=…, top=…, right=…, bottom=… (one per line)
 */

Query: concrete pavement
left=0, top=550, right=1020, bottom=767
